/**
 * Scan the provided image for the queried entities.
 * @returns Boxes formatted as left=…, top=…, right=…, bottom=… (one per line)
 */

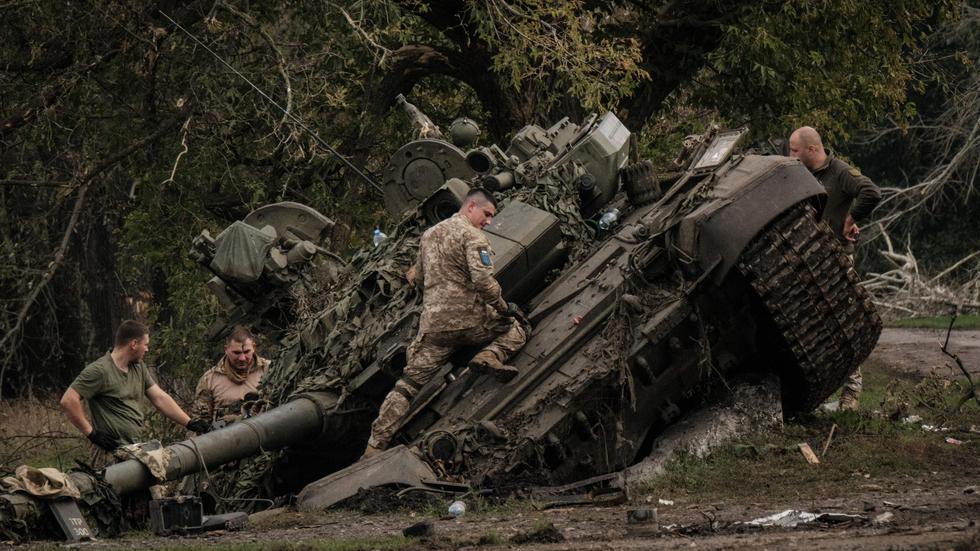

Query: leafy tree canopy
left=0, top=0, right=961, bottom=394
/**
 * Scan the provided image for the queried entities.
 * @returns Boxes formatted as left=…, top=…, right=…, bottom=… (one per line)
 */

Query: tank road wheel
left=621, top=160, right=661, bottom=206
left=737, top=203, right=882, bottom=413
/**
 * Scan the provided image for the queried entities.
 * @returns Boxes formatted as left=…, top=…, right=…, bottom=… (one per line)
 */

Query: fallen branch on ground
left=940, top=315, right=980, bottom=410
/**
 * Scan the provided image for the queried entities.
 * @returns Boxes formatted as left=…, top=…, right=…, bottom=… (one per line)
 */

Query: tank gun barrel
left=72, top=392, right=335, bottom=497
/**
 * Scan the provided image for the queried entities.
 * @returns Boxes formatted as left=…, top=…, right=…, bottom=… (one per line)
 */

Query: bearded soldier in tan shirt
left=362, top=189, right=528, bottom=458
left=192, top=326, right=269, bottom=426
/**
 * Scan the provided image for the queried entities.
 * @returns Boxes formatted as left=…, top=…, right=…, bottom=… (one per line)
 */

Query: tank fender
left=296, top=445, right=439, bottom=511
left=675, top=156, right=826, bottom=283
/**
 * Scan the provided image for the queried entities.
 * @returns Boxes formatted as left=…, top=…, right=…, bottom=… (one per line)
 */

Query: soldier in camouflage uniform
left=191, top=326, right=269, bottom=427
left=362, top=189, right=528, bottom=458
left=790, top=126, right=881, bottom=411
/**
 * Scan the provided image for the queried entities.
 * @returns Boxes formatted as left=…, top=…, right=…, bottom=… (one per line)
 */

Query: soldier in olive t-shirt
left=70, top=352, right=156, bottom=443
left=61, top=320, right=206, bottom=452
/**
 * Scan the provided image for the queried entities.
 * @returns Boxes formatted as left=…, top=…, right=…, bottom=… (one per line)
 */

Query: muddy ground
left=27, top=328, right=980, bottom=550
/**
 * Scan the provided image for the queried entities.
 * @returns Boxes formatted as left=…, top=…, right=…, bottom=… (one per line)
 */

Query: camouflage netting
left=263, top=165, right=596, bottom=407
left=203, top=158, right=603, bottom=506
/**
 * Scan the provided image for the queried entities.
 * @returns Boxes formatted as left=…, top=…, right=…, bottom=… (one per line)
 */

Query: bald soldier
left=362, top=189, right=528, bottom=458
left=789, top=126, right=881, bottom=410
left=788, top=126, right=882, bottom=255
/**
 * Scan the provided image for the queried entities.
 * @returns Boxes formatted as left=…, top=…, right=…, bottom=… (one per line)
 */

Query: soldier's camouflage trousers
left=368, top=316, right=527, bottom=449
left=840, top=366, right=863, bottom=409
left=839, top=252, right=863, bottom=410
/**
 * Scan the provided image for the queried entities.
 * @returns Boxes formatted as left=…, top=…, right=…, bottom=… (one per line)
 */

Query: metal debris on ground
left=742, top=509, right=867, bottom=528
left=626, top=508, right=659, bottom=537
left=627, top=508, right=657, bottom=524
left=873, top=512, right=895, bottom=525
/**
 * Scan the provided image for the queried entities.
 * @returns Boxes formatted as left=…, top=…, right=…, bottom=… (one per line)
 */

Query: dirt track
left=94, top=480, right=980, bottom=550
left=867, top=327, right=980, bottom=378
left=70, top=327, right=979, bottom=551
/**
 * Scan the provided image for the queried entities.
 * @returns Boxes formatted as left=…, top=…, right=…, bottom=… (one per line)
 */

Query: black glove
left=87, top=430, right=120, bottom=452
left=186, top=418, right=211, bottom=434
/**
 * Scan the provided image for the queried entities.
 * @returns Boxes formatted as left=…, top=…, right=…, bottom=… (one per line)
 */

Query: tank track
left=737, top=203, right=882, bottom=412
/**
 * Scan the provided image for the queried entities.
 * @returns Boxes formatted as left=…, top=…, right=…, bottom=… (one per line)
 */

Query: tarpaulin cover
left=211, top=221, right=275, bottom=283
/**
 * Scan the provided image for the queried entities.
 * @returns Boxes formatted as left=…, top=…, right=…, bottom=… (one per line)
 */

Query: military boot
left=359, top=443, right=383, bottom=461
left=469, top=350, right=518, bottom=382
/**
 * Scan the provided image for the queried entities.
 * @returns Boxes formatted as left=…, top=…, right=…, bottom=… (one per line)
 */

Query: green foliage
left=0, top=0, right=965, bottom=397
left=695, top=0, right=959, bottom=142
left=887, top=315, right=980, bottom=329
left=465, top=0, right=648, bottom=110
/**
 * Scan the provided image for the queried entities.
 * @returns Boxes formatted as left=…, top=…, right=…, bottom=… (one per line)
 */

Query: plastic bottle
left=372, top=228, right=387, bottom=247
left=597, top=208, right=621, bottom=231
left=448, top=500, right=466, bottom=518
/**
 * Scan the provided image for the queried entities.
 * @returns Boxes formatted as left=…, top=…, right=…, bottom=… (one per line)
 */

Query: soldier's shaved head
left=791, top=126, right=823, bottom=148
left=788, top=126, right=827, bottom=170
left=464, top=188, right=497, bottom=209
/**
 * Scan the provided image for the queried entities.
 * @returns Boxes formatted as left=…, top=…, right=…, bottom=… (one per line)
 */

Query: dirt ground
left=25, top=329, right=980, bottom=550
left=868, top=327, right=980, bottom=378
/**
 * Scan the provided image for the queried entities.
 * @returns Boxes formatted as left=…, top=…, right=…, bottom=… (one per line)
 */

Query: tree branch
left=0, top=115, right=185, bottom=396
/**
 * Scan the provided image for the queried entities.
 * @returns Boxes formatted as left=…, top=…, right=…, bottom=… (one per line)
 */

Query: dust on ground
left=24, top=328, right=980, bottom=550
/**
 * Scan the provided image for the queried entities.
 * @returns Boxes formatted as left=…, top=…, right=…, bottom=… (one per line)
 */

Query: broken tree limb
left=798, top=443, right=820, bottom=465
left=940, top=315, right=980, bottom=410
left=820, top=424, right=837, bottom=458
left=861, top=225, right=980, bottom=319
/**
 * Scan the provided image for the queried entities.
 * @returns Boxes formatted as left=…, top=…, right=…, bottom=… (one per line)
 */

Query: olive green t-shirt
left=70, top=352, right=156, bottom=443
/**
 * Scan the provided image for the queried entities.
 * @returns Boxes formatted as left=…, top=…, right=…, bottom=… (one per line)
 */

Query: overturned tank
left=177, top=101, right=881, bottom=510
left=0, top=101, right=882, bottom=539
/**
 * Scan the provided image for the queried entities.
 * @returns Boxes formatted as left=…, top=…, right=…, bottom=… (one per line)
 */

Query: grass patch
left=886, top=314, right=980, bottom=330
left=640, top=362, right=980, bottom=502
left=476, top=530, right=506, bottom=546
left=0, top=395, right=90, bottom=472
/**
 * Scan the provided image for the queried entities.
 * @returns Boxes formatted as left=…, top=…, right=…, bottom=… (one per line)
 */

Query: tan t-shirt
left=192, top=357, right=268, bottom=420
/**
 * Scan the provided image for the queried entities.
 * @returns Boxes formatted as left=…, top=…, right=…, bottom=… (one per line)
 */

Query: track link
left=737, top=203, right=882, bottom=412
